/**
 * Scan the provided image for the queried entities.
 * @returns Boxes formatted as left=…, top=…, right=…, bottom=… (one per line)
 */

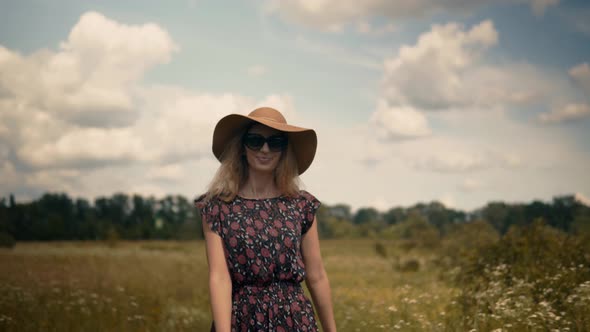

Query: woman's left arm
left=302, top=216, right=337, bottom=332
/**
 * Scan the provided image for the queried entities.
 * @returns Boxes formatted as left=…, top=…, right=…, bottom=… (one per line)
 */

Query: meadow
left=0, top=239, right=457, bottom=332
left=1, top=228, right=589, bottom=332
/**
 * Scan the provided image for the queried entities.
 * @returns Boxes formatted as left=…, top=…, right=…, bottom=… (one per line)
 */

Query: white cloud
left=459, top=178, right=486, bottom=192
left=25, top=169, right=82, bottom=193
left=382, top=20, right=497, bottom=109
left=0, top=161, right=19, bottom=188
left=18, top=127, right=149, bottom=168
left=538, top=103, right=590, bottom=123
left=254, top=94, right=297, bottom=120
left=381, top=20, right=549, bottom=111
left=370, top=100, right=431, bottom=140
left=439, top=193, right=456, bottom=209
left=410, top=149, right=489, bottom=173
left=575, top=192, right=590, bottom=206
left=266, top=0, right=559, bottom=31
left=246, top=64, right=268, bottom=77
left=371, top=195, right=392, bottom=212
left=0, top=12, right=177, bottom=130
left=0, top=11, right=297, bottom=198
left=147, top=164, right=186, bottom=181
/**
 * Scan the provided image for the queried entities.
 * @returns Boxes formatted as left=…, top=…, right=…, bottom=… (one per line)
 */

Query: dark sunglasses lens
left=244, top=135, right=265, bottom=150
left=267, top=136, right=287, bottom=151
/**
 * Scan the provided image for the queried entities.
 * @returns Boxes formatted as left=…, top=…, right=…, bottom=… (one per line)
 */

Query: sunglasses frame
left=242, top=133, right=288, bottom=152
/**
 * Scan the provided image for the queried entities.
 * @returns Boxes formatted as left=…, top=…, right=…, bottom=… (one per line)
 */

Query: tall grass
left=1, top=228, right=588, bottom=331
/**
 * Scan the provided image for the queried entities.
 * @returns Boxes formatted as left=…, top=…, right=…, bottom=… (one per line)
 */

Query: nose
left=260, top=142, right=270, bottom=152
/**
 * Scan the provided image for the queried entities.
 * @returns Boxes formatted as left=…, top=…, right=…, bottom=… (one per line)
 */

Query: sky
left=0, top=0, right=589, bottom=212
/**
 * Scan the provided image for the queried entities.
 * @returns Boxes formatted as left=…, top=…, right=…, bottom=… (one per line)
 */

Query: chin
left=252, top=163, right=278, bottom=173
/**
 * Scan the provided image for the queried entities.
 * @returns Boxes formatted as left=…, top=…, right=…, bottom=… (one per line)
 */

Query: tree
left=382, top=207, right=405, bottom=225
left=353, top=207, right=380, bottom=225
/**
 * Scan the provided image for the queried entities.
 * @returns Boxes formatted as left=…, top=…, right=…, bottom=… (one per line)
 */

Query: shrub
left=436, top=220, right=499, bottom=274
left=0, top=232, right=16, bottom=248
left=105, top=227, right=120, bottom=248
left=374, top=241, right=387, bottom=258
left=450, top=219, right=590, bottom=331
left=398, top=259, right=420, bottom=272
left=384, top=216, right=440, bottom=249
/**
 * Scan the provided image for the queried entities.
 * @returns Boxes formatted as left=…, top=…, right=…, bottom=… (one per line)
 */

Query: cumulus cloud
left=0, top=11, right=177, bottom=171
left=266, top=0, right=559, bottom=31
left=370, top=100, right=431, bottom=140
left=0, top=11, right=296, bottom=198
left=133, top=86, right=273, bottom=164
left=0, top=12, right=177, bottom=129
left=18, top=127, right=149, bottom=168
left=360, top=103, right=581, bottom=177
left=364, top=18, right=555, bottom=158
left=380, top=20, right=548, bottom=111
left=538, top=103, right=590, bottom=123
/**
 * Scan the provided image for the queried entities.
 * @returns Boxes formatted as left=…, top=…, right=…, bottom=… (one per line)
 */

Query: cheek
left=271, top=153, right=282, bottom=166
left=245, top=152, right=256, bottom=165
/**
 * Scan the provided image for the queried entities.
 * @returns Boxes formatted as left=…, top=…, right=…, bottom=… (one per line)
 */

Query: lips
left=256, top=156, right=272, bottom=163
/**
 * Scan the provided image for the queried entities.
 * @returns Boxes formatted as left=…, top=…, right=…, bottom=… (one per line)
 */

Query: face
left=243, top=124, right=286, bottom=174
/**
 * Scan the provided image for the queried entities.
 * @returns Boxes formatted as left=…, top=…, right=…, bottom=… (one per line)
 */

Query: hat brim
left=212, top=114, right=317, bottom=175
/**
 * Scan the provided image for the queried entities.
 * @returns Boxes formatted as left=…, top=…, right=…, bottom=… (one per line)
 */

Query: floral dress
left=194, top=190, right=321, bottom=332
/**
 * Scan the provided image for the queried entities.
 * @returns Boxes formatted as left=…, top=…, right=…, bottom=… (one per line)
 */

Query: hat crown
left=248, top=107, right=287, bottom=124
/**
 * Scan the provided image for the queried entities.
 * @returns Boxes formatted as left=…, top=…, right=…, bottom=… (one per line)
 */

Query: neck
left=242, top=169, right=277, bottom=198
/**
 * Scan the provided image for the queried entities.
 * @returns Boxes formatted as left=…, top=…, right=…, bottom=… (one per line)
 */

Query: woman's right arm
left=203, top=222, right=233, bottom=331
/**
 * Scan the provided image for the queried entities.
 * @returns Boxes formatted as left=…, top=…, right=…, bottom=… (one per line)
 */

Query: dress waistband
left=233, top=279, right=301, bottom=291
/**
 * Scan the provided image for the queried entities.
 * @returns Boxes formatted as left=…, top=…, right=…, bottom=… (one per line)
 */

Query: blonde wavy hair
left=205, top=124, right=301, bottom=202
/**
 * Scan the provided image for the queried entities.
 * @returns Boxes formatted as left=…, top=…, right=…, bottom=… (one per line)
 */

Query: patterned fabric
left=194, top=190, right=321, bottom=332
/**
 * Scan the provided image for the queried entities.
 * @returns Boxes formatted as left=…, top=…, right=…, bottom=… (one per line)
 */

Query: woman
left=194, top=107, right=337, bottom=332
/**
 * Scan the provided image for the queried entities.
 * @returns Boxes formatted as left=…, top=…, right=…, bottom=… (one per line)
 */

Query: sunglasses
left=243, top=133, right=288, bottom=152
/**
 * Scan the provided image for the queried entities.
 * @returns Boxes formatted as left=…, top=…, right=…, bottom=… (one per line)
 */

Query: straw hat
left=212, top=107, right=317, bottom=175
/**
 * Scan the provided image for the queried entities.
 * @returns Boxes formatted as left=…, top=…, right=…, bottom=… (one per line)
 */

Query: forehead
left=247, top=123, right=283, bottom=136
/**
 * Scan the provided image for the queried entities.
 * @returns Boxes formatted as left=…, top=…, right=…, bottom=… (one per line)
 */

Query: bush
left=0, top=232, right=16, bottom=248
left=436, top=220, right=499, bottom=272
left=450, top=219, right=590, bottom=331
left=105, top=227, right=120, bottom=248
left=374, top=241, right=387, bottom=258
left=398, top=259, right=420, bottom=272
left=383, top=215, right=440, bottom=249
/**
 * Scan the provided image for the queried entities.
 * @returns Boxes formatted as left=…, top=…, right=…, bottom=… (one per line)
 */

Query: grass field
left=0, top=239, right=459, bottom=331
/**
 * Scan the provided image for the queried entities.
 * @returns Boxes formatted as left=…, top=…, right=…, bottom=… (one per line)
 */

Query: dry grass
left=0, top=239, right=458, bottom=331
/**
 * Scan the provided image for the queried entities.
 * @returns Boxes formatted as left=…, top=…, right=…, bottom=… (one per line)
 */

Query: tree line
left=0, top=192, right=588, bottom=243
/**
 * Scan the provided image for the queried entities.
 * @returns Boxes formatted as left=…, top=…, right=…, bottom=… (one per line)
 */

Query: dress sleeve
left=194, top=194, right=222, bottom=236
left=300, top=190, right=321, bottom=235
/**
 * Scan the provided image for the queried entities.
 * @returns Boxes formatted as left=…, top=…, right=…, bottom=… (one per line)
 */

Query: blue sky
left=1, top=0, right=589, bottom=211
